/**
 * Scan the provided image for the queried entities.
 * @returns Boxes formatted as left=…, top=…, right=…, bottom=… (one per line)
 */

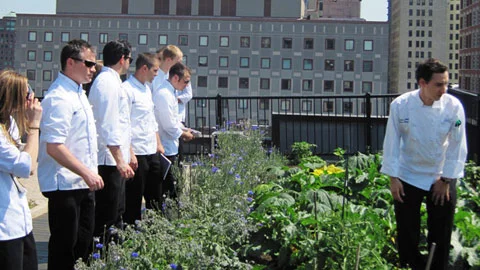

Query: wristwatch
left=440, top=177, right=453, bottom=184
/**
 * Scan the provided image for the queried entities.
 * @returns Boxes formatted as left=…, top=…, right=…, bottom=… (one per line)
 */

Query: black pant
left=394, top=179, right=457, bottom=270
left=162, top=155, right=178, bottom=203
left=94, top=165, right=126, bottom=238
left=43, top=189, right=94, bottom=270
left=124, top=153, right=163, bottom=224
left=0, top=232, right=37, bottom=270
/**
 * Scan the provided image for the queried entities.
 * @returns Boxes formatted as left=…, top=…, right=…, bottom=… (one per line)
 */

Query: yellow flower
left=312, top=168, right=325, bottom=176
left=311, top=164, right=344, bottom=176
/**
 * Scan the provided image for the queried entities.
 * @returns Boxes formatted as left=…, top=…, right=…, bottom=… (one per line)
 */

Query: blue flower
left=208, top=153, right=215, bottom=158
left=93, top=253, right=100, bottom=259
left=247, top=197, right=253, bottom=202
left=235, top=174, right=241, bottom=179
left=252, top=126, right=259, bottom=131
left=170, top=263, right=178, bottom=269
left=191, top=162, right=198, bottom=167
left=231, top=153, right=237, bottom=157
left=248, top=190, right=254, bottom=196
left=238, top=156, right=243, bottom=161
left=211, top=166, right=219, bottom=173
left=95, top=243, right=104, bottom=249
left=131, top=252, right=139, bottom=258
left=228, top=170, right=234, bottom=175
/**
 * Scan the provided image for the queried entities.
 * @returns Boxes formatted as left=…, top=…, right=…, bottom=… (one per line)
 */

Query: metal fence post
left=216, top=94, right=223, bottom=128
left=365, top=93, right=372, bottom=154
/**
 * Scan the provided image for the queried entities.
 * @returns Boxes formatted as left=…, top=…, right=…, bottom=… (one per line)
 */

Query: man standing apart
left=88, top=40, right=136, bottom=238
left=152, top=62, right=193, bottom=201
left=381, top=58, right=467, bottom=270
left=39, top=39, right=104, bottom=269
left=122, top=53, right=165, bottom=224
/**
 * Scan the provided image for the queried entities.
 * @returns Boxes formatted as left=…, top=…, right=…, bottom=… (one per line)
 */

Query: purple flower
left=211, top=166, right=219, bottom=173
left=248, top=190, right=254, bottom=196
left=93, top=253, right=100, bottom=259
left=238, top=156, right=243, bottom=161
left=228, top=170, right=234, bottom=175
left=247, top=197, right=253, bottom=202
left=235, top=174, right=241, bottom=179
left=252, top=126, right=259, bottom=131
left=191, top=162, right=198, bottom=167
left=95, top=243, right=104, bottom=249
left=208, top=153, right=215, bottom=158
left=170, top=263, right=178, bottom=269
left=131, top=252, right=139, bottom=258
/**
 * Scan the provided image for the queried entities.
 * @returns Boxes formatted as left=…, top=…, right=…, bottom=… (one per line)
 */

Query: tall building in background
left=459, top=0, right=480, bottom=93
left=388, top=0, right=460, bottom=94
left=304, top=0, right=362, bottom=19
left=0, top=12, right=16, bottom=70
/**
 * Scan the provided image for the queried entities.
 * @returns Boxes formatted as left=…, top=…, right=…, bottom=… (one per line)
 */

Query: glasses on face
left=71, top=57, right=96, bottom=68
left=183, top=79, right=190, bottom=84
left=26, top=85, right=34, bottom=100
left=125, top=56, right=134, bottom=64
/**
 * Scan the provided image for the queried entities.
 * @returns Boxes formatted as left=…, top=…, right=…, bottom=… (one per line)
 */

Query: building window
left=199, top=36, right=208, bottom=46
left=218, top=77, right=228, bottom=88
left=138, top=34, right=147, bottom=45
left=119, top=33, right=128, bottom=40
left=198, top=56, right=208, bottom=67
left=364, top=40, right=373, bottom=51
left=323, top=101, right=334, bottom=113
left=80, top=32, right=89, bottom=42
left=259, top=99, right=269, bottom=110
left=196, top=99, right=207, bottom=108
left=43, top=70, right=52, bottom=81
left=196, top=117, right=206, bottom=128
left=363, top=61, right=373, bottom=72
left=28, top=31, right=37, bottom=42
left=44, top=51, right=52, bottom=62
left=158, top=34, right=168, bottom=45
left=177, top=0, right=192, bottom=15
left=238, top=99, right=248, bottom=109
left=239, top=78, right=249, bottom=89
left=261, top=58, right=270, bottom=69
left=344, top=60, right=354, bottom=71
left=198, top=0, right=214, bottom=15
left=220, top=36, right=229, bottom=47
left=303, top=59, right=313, bottom=70
left=325, top=59, right=335, bottom=71
left=27, top=50, right=36, bottom=61
left=99, top=33, right=108, bottom=44
left=343, top=102, right=353, bottom=113
left=219, top=56, right=228, bottom=67
left=260, top=78, right=270, bottom=90
left=324, top=80, right=334, bottom=92
left=362, top=81, right=373, bottom=93
left=304, top=38, right=314, bottom=49
left=343, top=81, right=353, bottom=92
left=280, top=99, right=291, bottom=111
left=261, top=37, right=271, bottom=48
left=240, top=57, right=250, bottom=68
left=325, top=38, right=335, bottom=50
left=240, top=36, right=250, bottom=48
left=345, top=39, right=354, bottom=51
left=44, top=32, right=53, bottom=42
left=178, top=35, right=188, bottom=46
left=26, top=70, right=35, bottom=81
left=283, top=38, right=293, bottom=49
left=197, top=76, right=208, bottom=87
left=302, top=80, right=313, bottom=91
left=282, top=58, right=292, bottom=69
left=221, top=0, right=236, bottom=16
left=281, top=79, right=291, bottom=90
left=302, top=100, right=312, bottom=112
left=182, top=55, right=188, bottom=65
left=60, top=32, right=70, bottom=43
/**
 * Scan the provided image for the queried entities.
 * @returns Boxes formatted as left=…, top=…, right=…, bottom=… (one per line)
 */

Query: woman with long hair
left=0, top=70, right=42, bottom=270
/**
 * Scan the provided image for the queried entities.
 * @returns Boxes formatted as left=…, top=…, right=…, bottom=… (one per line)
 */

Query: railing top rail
left=192, top=94, right=400, bottom=100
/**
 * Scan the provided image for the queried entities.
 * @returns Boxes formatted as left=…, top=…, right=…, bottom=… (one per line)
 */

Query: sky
left=0, top=0, right=388, bottom=21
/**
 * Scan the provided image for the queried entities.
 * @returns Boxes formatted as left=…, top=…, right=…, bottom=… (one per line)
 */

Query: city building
left=0, top=12, right=16, bottom=70
left=388, top=0, right=460, bottom=94
left=459, top=0, right=480, bottom=93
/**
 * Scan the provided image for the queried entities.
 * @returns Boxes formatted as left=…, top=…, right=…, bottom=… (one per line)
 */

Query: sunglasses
left=71, top=57, right=97, bottom=68
left=125, top=56, right=134, bottom=64
left=183, top=79, right=190, bottom=84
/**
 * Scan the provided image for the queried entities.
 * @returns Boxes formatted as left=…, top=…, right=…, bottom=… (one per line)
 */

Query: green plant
left=290, top=142, right=316, bottom=165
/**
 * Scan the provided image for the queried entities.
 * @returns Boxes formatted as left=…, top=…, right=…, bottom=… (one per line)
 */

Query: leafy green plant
left=290, top=142, right=316, bottom=165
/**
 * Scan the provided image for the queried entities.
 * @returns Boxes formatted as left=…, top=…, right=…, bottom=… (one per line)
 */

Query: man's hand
left=432, top=178, right=450, bottom=206
left=129, top=155, right=138, bottom=171
left=181, top=130, right=194, bottom=142
left=117, top=162, right=135, bottom=179
left=157, top=143, right=165, bottom=154
left=82, top=170, right=104, bottom=191
left=390, top=177, right=405, bottom=203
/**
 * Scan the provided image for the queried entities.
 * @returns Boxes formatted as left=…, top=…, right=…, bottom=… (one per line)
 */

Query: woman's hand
left=26, top=97, right=42, bottom=128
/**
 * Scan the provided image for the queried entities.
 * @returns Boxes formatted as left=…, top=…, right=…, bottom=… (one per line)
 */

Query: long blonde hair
left=0, top=70, right=29, bottom=143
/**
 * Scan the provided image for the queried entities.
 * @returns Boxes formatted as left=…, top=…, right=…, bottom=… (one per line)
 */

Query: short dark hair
left=60, top=39, right=94, bottom=71
left=135, top=52, right=157, bottom=70
left=169, top=62, right=190, bottom=80
left=102, top=40, right=131, bottom=67
left=415, top=58, right=448, bottom=84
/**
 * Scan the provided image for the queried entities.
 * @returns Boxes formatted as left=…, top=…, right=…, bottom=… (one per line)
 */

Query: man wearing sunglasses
left=88, top=40, right=136, bottom=242
left=152, top=62, right=194, bottom=203
left=38, top=39, right=104, bottom=269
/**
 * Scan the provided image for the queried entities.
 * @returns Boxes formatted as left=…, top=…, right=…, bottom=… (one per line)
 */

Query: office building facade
left=459, top=0, right=480, bottom=93
left=0, top=12, right=16, bottom=70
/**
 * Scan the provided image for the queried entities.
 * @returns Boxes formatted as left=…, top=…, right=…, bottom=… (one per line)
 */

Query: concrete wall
left=56, top=0, right=122, bottom=14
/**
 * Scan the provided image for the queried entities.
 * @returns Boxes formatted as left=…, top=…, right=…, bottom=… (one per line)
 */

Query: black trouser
left=0, top=232, right=37, bottom=270
left=124, top=153, right=162, bottom=224
left=162, top=155, right=178, bottom=204
left=394, top=179, right=457, bottom=270
left=94, top=165, right=125, bottom=238
left=43, top=189, right=94, bottom=270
